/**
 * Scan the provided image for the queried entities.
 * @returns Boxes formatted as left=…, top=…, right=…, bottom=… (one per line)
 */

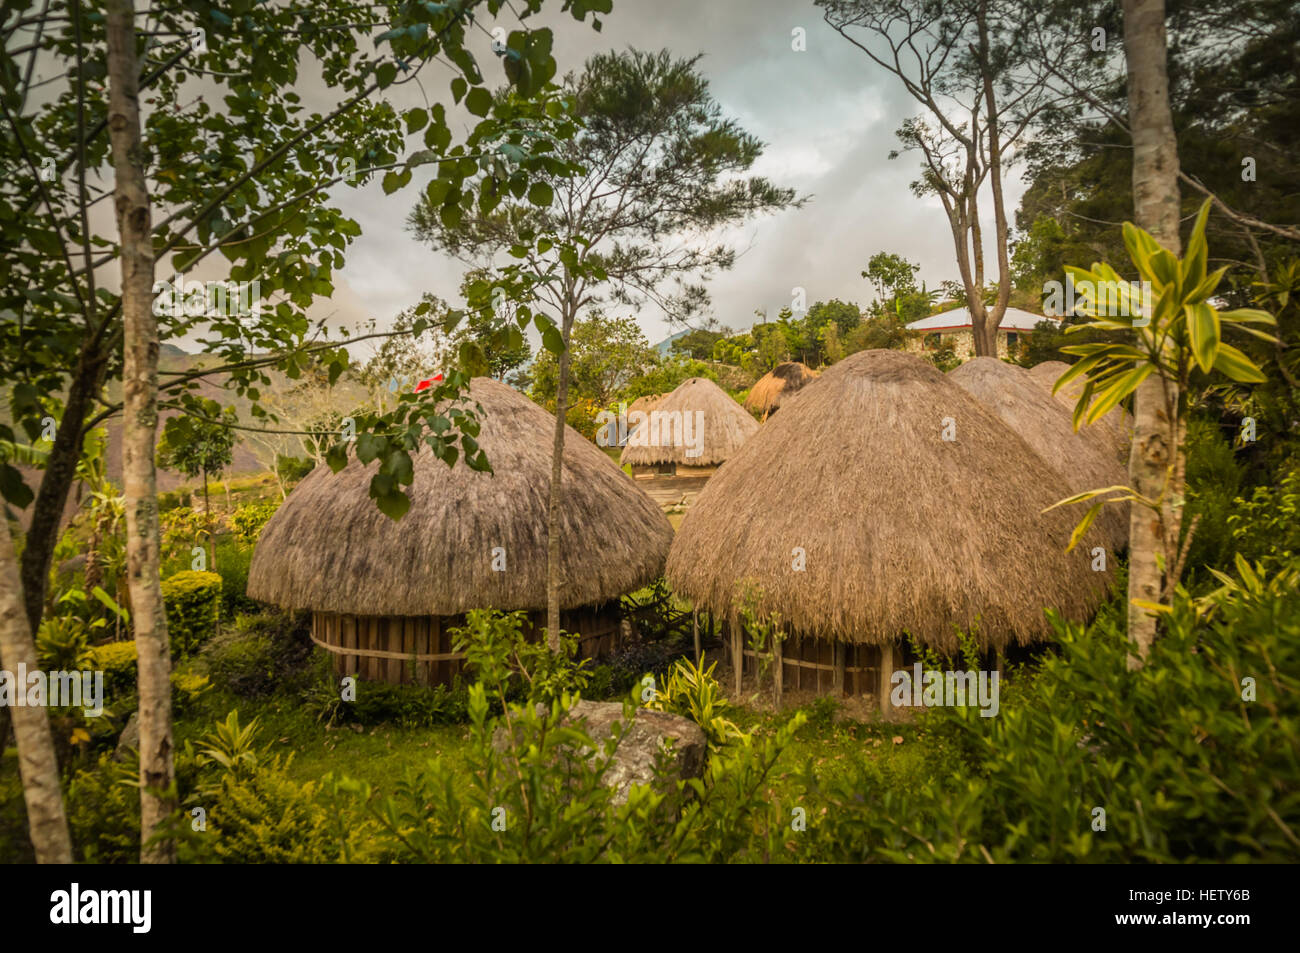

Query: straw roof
left=744, top=362, right=818, bottom=418
left=620, top=377, right=758, bottom=468
left=1028, top=360, right=1134, bottom=465
left=626, top=393, right=661, bottom=417
left=248, top=377, right=673, bottom=616
left=949, top=358, right=1128, bottom=551
left=665, top=349, right=1111, bottom=652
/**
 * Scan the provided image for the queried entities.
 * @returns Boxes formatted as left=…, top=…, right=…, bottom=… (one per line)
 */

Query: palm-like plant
left=1047, top=200, right=1277, bottom=607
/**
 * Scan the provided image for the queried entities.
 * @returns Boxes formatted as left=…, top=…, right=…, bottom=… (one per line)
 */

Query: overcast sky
left=309, top=0, right=1029, bottom=354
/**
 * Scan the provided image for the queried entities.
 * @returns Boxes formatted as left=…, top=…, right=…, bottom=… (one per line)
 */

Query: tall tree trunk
left=1121, top=0, right=1182, bottom=665
left=544, top=304, right=577, bottom=653
left=19, top=348, right=107, bottom=635
left=106, top=0, right=176, bottom=862
left=203, top=472, right=215, bottom=572
left=0, top=516, right=74, bottom=863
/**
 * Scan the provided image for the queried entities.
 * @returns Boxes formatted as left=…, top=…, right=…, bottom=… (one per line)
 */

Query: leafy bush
left=203, top=611, right=314, bottom=698
left=229, top=499, right=280, bottom=545
left=342, top=679, right=472, bottom=728
left=1227, top=467, right=1300, bottom=573
left=276, top=454, right=315, bottom=484
left=790, top=557, right=1300, bottom=863
left=36, top=615, right=94, bottom=671
left=183, top=712, right=378, bottom=863
left=157, top=488, right=192, bottom=512
left=66, top=755, right=141, bottom=863
left=89, top=640, right=138, bottom=697
left=214, top=535, right=258, bottom=617
left=161, top=570, right=222, bottom=658
left=644, top=656, right=744, bottom=749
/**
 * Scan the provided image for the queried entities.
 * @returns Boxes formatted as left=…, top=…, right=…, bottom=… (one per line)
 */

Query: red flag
left=414, top=372, right=444, bottom=393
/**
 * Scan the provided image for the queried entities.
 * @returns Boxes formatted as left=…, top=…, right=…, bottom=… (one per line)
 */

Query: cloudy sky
left=313, top=0, right=1029, bottom=353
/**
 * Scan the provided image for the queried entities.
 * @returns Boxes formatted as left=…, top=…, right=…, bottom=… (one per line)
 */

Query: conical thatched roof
left=248, top=377, right=673, bottom=616
left=665, top=350, right=1111, bottom=652
left=620, top=377, right=758, bottom=468
left=950, top=358, right=1128, bottom=551
left=1028, top=360, right=1133, bottom=465
left=744, top=362, right=818, bottom=418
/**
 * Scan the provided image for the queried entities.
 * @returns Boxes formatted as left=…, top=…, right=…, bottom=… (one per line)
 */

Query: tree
left=412, top=48, right=799, bottom=648
left=155, top=400, right=237, bottom=573
left=821, top=0, right=1092, bottom=356
left=862, top=251, right=919, bottom=307
left=0, top=517, right=72, bottom=863
left=105, top=0, right=173, bottom=863
left=527, top=313, right=657, bottom=410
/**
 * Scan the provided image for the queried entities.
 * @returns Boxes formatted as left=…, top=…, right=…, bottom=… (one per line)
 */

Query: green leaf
left=1186, top=301, right=1220, bottom=373
left=527, top=181, right=554, bottom=207
left=1087, top=363, right=1153, bottom=423
left=376, top=63, right=398, bottom=88
left=1065, top=502, right=1104, bottom=552
left=374, top=489, right=411, bottom=521
left=541, top=322, right=565, bottom=355
left=465, top=86, right=492, bottom=117
left=1211, top=342, right=1268, bottom=383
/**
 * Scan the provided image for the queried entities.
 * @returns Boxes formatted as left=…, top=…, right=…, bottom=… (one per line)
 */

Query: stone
left=493, top=699, right=707, bottom=804
left=113, top=712, right=139, bottom=763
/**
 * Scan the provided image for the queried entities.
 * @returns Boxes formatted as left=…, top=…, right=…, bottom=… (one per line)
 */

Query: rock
left=113, top=712, right=139, bottom=762
left=493, top=699, right=707, bottom=804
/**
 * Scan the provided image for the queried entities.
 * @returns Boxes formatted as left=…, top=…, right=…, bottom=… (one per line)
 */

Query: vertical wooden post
left=773, top=632, right=783, bottom=708
left=692, top=609, right=700, bottom=665
left=878, top=642, right=900, bottom=719
left=833, top=641, right=845, bottom=696
left=731, top=615, right=743, bottom=695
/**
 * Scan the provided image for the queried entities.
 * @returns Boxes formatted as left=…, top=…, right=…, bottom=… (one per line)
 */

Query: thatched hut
left=744, top=362, right=818, bottom=421
left=612, top=393, right=662, bottom=448
left=665, top=349, right=1112, bottom=711
left=950, top=358, right=1128, bottom=552
left=247, top=377, right=673, bottom=687
left=620, top=377, right=758, bottom=478
left=1028, top=360, right=1134, bottom=465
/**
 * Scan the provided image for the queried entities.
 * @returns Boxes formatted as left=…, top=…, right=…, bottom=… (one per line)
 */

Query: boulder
left=113, top=712, right=139, bottom=763
left=494, top=699, right=706, bottom=804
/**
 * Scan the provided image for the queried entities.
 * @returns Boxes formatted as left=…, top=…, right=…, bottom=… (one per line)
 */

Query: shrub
left=161, top=570, right=222, bottom=659
left=66, top=755, right=140, bottom=863
left=213, top=534, right=258, bottom=617
left=791, top=557, right=1300, bottom=863
left=157, top=488, right=192, bottom=512
left=276, top=454, right=315, bottom=484
left=340, top=679, right=472, bottom=728
left=204, top=611, right=313, bottom=698
left=89, top=640, right=139, bottom=697
left=229, top=499, right=280, bottom=545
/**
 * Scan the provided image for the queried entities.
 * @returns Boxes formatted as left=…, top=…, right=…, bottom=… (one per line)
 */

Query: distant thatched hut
left=620, top=377, right=758, bottom=478
left=612, top=393, right=662, bottom=448
left=744, top=362, right=818, bottom=421
left=950, top=358, right=1128, bottom=552
left=1028, top=360, right=1134, bottom=465
left=665, top=349, right=1111, bottom=711
left=247, top=377, right=673, bottom=687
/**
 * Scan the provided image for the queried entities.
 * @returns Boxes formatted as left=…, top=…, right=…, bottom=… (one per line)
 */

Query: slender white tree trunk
left=544, top=301, right=577, bottom=652
left=0, top=517, right=73, bottom=863
left=1121, top=0, right=1182, bottom=665
left=106, top=0, right=176, bottom=861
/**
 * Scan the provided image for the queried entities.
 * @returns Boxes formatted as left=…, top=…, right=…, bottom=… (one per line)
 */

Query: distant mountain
left=653, top=329, right=690, bottom=357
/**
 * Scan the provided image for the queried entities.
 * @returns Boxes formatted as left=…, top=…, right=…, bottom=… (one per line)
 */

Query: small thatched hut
left=620, top=377, right=758, bottom=478
left=950, top=358, right=1128, bottom=552
left=613, top=393, right=662, bottom=448
left=666, top=349, right=1112, bottom=711
left=1028, top=360, right=1133, bottom=465
left=248, top=377, right=673, bottom=687
left=744, top=361, right=818, bottom=420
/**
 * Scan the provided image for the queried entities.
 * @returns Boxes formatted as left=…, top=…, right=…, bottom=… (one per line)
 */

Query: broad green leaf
left=1087, top=363, right=1153, bottom=423
left=1185, top=301, right=1219, bottom=373
left=1210, top=342, right=1267, bottom=383
left=1065, top=502, right=1104, bottom=553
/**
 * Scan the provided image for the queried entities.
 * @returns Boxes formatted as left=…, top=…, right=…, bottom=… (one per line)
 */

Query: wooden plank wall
left=728, top=629, right=885, bottom=697
left=312, top=606, right=624, bottom=688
